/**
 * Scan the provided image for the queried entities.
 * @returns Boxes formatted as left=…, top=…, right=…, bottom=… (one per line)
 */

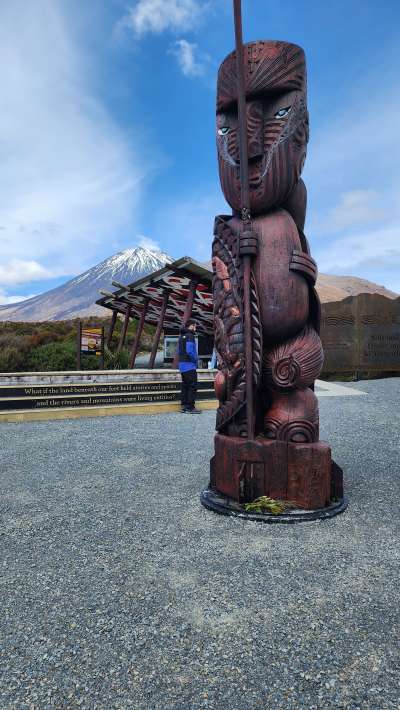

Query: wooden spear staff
left=233, top=0, right=256, bottom=441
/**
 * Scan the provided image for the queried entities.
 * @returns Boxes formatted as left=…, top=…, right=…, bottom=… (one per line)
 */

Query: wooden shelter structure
left=96, top=257, right=213, bottom=368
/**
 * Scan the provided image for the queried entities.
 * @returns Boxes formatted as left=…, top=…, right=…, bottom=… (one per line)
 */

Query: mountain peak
left=105, top=245, right=173, bottom=273
left=72, top=245, right=173, bottom=287
left=117, top=245, right=169, bottom=258
left=0, top=245, right=174, bottom=321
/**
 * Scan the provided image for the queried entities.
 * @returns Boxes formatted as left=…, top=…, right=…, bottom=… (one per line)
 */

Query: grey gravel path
left=1, top=379, right=399, bottom=709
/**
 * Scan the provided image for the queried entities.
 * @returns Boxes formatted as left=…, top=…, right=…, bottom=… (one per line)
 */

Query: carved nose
left=246, top=101, right=264, bottom=160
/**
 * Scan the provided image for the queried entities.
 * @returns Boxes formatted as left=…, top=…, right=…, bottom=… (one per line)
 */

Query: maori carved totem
left=202, top=4, right=346, bottom=519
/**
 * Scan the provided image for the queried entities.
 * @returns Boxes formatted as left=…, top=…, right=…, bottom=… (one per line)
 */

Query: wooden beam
left=129, top=299, right=149, bottom=368
left=181, top=279, right=197, bottom=325
left=111, top=280, right=132, bottom=291
left=172, top=280, right=198, bottom=368
left=106, top=310, right=118, bottom=348
left=117, top=307, right=131, bottom=353
left=168, top=265, right=212, bottom=285
left=148, top=290, right=170, bottom=369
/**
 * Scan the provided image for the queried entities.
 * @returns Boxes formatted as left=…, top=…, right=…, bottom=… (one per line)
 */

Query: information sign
left=76, top=323, right=104, bottom=370
left=81, top=328, right=103, bottom=355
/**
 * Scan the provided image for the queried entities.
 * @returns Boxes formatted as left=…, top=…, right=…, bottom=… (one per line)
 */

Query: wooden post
left=172, top=279, right=198, bottom=368
left=148, top=290, right=170, bottom=369
left=182, top=279, right=198, bottom=326
left=101, top=326, right=105, bottom=370
left=106, top=310, right=118, bottom=348
left=117, top=307, right=131, bottom=353
left=129, top=299, right=149, bottom=369
left=76, top=321, right=82, bottom=371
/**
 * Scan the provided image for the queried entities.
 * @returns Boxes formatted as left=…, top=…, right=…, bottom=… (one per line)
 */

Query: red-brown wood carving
left=209, top=39, right=344, bottom=511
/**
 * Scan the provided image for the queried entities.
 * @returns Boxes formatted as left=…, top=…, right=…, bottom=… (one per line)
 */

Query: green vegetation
left=104, top=346, right=130, bottom=370
left=244, top=496, right=296, bottom=515
left=0, top=318, right=155, bottom=373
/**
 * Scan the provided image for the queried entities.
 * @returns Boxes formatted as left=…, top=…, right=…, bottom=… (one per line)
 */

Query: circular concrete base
left=200, top=487, right=348, bottom=524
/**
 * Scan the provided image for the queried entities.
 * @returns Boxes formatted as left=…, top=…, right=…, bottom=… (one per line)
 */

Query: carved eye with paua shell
left=218, top=126, right=231, bottom=136
left=274, top=106, right=291, bottom=119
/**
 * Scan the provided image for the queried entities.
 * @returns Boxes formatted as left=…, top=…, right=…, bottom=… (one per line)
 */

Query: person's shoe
left=180, top=407, right=189, bottom=413
left=188, top=408, right=202, bottom=414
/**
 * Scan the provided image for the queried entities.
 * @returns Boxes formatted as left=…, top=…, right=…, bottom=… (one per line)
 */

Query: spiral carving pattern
left=264, top=325, right=323, bottom=390
left=271, top=355, right=300, bottom=388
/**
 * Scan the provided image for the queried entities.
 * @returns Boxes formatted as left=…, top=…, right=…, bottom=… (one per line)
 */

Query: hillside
left=203, top=260, right=398, bottom=303
left=0, top=247, right=172, bottom=322
left=0, top=247, right=397, bottom=322
left=316, top=274, right=398, bottom=303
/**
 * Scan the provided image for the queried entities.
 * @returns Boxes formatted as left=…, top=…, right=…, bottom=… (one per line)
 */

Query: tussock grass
left=244, top=496, right=297, bottom=515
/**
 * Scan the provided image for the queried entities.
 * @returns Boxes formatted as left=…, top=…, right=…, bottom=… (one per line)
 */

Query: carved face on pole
left=216, top=40, right=309, bottom=215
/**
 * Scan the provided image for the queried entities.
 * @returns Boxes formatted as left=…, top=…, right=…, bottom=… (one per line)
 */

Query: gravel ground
left=1, top=378, right=399, bottom=709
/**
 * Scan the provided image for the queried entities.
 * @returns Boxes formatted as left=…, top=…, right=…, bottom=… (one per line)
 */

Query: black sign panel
left=0, top=379, right=215, bottom=399
left=0, top=387, right=216, bottom=411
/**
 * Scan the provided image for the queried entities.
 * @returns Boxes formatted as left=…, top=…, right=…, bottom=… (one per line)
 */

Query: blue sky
left=1, top=0, right=400, bottom=304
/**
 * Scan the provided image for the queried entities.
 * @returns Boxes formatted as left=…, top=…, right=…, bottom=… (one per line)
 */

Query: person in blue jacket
left=178, top=319, right=201, bottom=413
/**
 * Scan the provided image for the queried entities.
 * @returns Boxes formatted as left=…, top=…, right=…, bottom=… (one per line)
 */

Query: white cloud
left=0, top=291, right=36, bottom=306
left=311, top=183, right=400, bottom=292
left=0, top=0, right=146, bottom=297
left=329, top=190, right=384, bottom=231
left=303, top=67, right=400, bottom=293
left=169, top=39, right=207, bottom=77
left=312, top=192, right=400, bottom=292
left=316, top=224, right=400, bottom=275
left=120, top=0, right=208, bottom=37
left=0, top=259, right=55, bottom=286
left=138, top=235, right=162, bottom=251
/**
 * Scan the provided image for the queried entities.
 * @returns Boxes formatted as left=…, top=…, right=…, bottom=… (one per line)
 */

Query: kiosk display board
left=81, top=328, right=103, bottom=355
left=76, top=323, right=104, bottom=370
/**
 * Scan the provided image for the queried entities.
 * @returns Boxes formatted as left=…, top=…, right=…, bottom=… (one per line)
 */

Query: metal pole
left=233, top=0, right=254, bottom=440
left=148, top=289, right=170, bottom=369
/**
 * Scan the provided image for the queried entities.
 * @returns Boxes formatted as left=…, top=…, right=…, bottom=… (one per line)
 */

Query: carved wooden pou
left=210, top=40, right=344, bottom=510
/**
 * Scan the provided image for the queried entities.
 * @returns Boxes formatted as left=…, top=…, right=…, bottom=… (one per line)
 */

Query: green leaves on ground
left=244, top=496, right=293, bottom=515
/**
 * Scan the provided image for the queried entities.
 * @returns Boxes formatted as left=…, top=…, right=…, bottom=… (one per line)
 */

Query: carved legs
left=210, top=434, right=332, bottom=509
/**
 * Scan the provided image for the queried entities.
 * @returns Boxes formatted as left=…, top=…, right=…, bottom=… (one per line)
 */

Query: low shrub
left=24, top=341, right=77, bottom=372
left=0, top=346, right=27, bottom=372
left=104, top=347, right=130, bottom=370
left=0, top=317, right=157, bottom=372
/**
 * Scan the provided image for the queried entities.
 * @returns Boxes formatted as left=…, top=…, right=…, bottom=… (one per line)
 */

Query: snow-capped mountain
left=0, top=247, right=173, bottom=322
left=1, top=245, right=397, bottom=323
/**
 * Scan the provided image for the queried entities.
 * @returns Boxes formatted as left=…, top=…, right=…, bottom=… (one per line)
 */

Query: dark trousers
left=180, top=369, right=197, bottom=410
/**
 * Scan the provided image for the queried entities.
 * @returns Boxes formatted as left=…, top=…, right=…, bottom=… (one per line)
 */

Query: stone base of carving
left=200, top=486, right=348, bottom=524
left=210, top=433, right=343, bottom=510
